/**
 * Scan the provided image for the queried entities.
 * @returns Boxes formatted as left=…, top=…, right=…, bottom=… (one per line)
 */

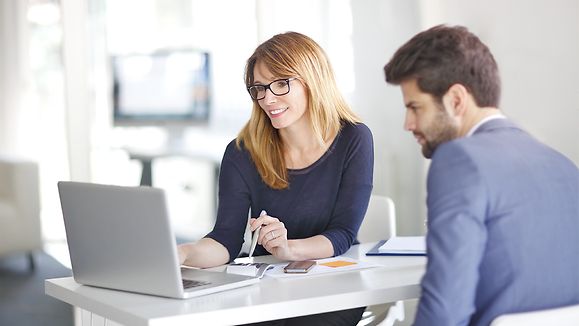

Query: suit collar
left=467, top=114, right=505, bottom=136
left=473, top=117, right=520, bottom=135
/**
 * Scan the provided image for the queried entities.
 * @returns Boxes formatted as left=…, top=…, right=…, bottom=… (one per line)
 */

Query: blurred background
left=0, top=0, right=577, bottom=325
left=0, top=0, right=577, bottom=254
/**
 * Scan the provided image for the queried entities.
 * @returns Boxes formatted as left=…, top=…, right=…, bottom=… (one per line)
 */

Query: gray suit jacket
left=413, top=118, right=579, bottom=326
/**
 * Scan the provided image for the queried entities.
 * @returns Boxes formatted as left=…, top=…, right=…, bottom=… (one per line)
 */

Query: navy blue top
left=206, top=122, right=374, bottom=261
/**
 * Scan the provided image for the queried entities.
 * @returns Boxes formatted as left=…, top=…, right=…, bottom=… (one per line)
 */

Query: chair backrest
left=490, top=303, right=579, bottom=326
left=357, top=194, right=397, bottom=242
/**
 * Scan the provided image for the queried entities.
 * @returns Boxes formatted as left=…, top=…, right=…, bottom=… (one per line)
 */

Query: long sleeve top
left=206, top=122, right=374, bottom=261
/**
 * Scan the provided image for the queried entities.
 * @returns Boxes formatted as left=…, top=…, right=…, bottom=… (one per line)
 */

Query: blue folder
left=366, top=239, right=427, bottom=256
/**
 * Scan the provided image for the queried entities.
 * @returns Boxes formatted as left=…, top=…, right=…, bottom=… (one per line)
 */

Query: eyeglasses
left=247, top=77, right=297, bottom=100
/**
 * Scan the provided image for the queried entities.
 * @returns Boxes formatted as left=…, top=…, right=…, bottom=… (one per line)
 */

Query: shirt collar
left=466, top=114, right=506, bottom=137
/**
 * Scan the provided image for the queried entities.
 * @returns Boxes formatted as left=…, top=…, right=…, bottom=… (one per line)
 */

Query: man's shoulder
left=430, top=119, right=578, bottom=185
left=432, top=119, right=524, bottom=161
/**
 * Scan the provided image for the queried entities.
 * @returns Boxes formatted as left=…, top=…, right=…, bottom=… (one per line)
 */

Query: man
left=384, top=25, right=579, bottom=326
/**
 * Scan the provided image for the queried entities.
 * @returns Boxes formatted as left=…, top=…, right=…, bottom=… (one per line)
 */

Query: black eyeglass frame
left=247, top=77, right=298, bottom=100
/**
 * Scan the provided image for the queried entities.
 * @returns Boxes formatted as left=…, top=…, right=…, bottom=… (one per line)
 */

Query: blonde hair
left=237, top=32, right=360, bottom=189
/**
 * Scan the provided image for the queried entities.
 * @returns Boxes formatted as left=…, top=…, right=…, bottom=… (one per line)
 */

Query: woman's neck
left=280, top=121, right=336, bottom=169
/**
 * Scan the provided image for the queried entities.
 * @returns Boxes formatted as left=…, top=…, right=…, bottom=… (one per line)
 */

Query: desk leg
left=74, top=307, right=125, bottom=326
left=74, top=306, right=83, bottom=325
left=139, top=159, right=153, bottom=186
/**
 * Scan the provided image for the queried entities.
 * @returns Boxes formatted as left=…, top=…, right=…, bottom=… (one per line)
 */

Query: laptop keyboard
left=182, top=279, right=211, bottom=289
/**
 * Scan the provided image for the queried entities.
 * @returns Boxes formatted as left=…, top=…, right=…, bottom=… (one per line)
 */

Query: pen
left=249, top=210, right=266, bottom=258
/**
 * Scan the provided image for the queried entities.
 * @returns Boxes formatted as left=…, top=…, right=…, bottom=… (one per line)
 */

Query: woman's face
left=252, top=61, right=309, bottom=130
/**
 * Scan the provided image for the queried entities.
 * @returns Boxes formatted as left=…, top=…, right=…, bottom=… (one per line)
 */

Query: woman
left=179, top=32, right=373, bottom=325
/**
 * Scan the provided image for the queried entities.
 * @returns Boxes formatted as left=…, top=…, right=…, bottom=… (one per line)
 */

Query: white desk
left=45, top=243, right=426, bottom=325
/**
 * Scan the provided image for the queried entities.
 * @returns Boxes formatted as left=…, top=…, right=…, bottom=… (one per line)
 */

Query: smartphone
left=283, top=260, right=316, bottom=273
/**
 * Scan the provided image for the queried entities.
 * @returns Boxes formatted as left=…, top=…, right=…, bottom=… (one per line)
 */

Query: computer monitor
left=111, top=49, right=211, bottom=133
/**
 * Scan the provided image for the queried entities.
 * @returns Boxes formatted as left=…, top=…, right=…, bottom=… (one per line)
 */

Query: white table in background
left=45, top=242, right=426, bottom=326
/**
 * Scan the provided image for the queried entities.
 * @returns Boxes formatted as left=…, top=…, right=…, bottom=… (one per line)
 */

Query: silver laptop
left=57, top=181, right=259, bottom=299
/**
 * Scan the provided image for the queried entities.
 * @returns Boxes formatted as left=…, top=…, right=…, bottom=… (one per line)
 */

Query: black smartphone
left=283, top=260, right=316, bottom=273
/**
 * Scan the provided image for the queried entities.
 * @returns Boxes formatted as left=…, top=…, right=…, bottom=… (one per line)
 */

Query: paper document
left=226, top=262, right=273, bottom=278
left=378, top=236, right=426, bottom=254
left=265, top=256, right=378, bottom=278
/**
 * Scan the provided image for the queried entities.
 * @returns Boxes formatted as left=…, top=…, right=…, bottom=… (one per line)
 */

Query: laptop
left=57, top=181, right=259, bottom=299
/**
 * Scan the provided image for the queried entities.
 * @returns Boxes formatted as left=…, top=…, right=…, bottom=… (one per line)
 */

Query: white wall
left=427, top=0, right=579, bottom=164
left=348, top=0, right=579, bottom=235
left=349, top=1, right=428, bottom=236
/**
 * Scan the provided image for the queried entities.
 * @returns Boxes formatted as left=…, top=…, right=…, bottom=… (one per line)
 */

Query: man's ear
left=442, top=84, right=469, bottom=117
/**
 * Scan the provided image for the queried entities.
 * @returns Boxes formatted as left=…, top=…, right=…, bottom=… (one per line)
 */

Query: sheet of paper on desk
left=265, top=256, right=378, bottom=278
left=226, top=262, right=273, bottom=278
left=379, top=236, right=426, bottom=254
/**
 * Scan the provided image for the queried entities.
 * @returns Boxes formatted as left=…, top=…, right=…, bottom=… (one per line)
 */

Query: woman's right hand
left=250, top=212, right=293, bottom=260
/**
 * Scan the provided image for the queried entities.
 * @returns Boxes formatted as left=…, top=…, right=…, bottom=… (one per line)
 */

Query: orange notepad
left=319, top=260, right=357, bottom=268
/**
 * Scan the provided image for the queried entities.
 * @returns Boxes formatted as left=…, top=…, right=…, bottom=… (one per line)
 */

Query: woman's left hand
left=249, top=212, right=293, bottom=260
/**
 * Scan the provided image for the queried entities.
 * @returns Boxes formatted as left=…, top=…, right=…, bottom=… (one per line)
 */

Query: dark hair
left=384, top=25, right=501, bottom=107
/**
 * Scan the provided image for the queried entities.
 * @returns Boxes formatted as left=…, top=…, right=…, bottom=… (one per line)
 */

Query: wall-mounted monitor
left=112, top=49, right=211, bottom=127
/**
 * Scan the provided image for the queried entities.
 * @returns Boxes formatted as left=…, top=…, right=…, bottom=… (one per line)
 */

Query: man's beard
left=420, top=109, right=459, bottom=159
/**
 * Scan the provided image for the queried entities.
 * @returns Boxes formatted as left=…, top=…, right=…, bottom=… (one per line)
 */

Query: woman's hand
left=249, top=212, right=294, bottom=260
left=177, top=238, right=230, bottom=268
left=177, top=244, right=187, bottom=265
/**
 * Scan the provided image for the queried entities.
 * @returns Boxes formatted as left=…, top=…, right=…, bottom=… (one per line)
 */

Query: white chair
left=357, top=195, right=405, bottom=326
left=490, top=304, right=579, bottom=326
left=358, top=195, right=397, bottom=243
left=0, top=155, right=42, bottom=270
